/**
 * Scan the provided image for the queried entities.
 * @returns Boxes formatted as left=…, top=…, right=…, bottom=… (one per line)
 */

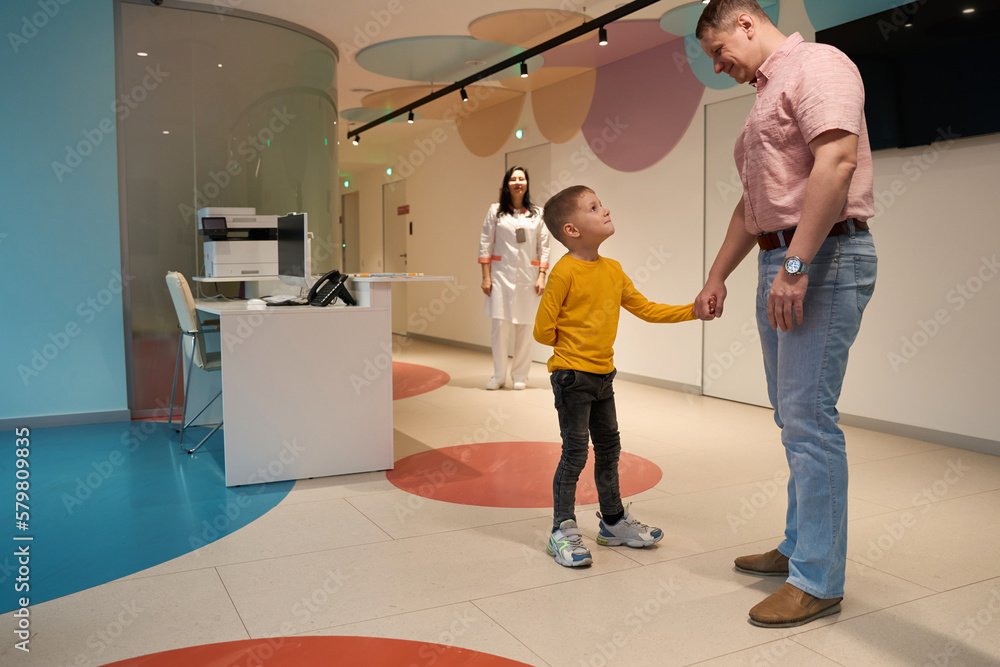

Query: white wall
left=847, top=134, right=1000, bottom=444
left=393, top=123, right=502, bottom=347
left=344, top=168, right=388, bottom=275
left=351, top=0, right=999, bottom=451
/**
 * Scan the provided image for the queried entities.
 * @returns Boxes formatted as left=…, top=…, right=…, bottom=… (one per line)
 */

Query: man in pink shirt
left=694, top=0, right=878, bottom=628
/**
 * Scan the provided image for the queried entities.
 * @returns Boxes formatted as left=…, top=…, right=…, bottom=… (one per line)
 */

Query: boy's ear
left=562, top=222, right=580, bottom=239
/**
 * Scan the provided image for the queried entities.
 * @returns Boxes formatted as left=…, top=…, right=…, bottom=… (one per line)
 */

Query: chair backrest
left=165, top=271, right=208, bottom=369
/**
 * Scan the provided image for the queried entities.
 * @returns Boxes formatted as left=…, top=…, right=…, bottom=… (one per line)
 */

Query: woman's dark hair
left=498, top=165, right=536, bottom=217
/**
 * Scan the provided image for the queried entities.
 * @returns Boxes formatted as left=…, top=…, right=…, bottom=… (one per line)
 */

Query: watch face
left=785, top=257, right=802, bottom=273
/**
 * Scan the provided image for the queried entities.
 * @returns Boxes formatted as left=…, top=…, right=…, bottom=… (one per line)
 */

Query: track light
left=407, top=110, right=414, bottom=123
left=598, top=26, right=608, bottom=45
left=352, top=135, right=359, bottom=145
left=348, top=0, right=663, bottom=138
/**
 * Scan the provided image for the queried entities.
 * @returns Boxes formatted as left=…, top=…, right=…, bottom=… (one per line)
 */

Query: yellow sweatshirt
left=533, top=254, right=695, bottom=374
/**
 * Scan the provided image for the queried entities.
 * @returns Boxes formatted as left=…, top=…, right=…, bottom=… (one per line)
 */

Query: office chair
left=165, top=271, right=223, bottom=453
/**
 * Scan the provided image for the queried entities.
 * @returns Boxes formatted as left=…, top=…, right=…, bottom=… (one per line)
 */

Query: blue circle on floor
left=0, top=421, right=292, bottom=613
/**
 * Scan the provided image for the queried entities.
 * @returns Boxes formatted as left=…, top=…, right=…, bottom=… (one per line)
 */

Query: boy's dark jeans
left=550, top=368, right=624, bottom=525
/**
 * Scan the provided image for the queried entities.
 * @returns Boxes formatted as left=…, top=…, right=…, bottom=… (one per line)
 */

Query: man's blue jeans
left=550, top=369, right=624, bottom=525
left=756, top=227, right=877, bottom=599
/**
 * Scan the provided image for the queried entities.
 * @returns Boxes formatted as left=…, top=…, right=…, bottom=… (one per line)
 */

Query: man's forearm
left=708, top=199, right=757, bottom=284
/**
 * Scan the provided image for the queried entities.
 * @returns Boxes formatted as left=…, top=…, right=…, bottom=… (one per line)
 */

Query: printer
left=197, top=207, right=278, bottom=277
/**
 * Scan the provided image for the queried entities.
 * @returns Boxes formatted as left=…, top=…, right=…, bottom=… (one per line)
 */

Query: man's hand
left=694, top=280, right=726, bottom=321
left=481, top=275, right=492, bottom=296
left=768, top=271, right=807, bottom=331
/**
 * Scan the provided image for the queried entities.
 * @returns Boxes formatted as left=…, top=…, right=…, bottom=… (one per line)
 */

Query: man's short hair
left=543, top=185, right=593, bottom=245
left=696, top=0, right=772, bottom=39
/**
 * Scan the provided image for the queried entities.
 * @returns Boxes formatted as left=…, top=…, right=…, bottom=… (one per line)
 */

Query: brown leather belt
left=756, top=219, right=869, bottom=251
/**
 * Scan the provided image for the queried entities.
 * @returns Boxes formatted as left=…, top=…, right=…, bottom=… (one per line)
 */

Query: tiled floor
left=5, top=338, right=1000, bottom=666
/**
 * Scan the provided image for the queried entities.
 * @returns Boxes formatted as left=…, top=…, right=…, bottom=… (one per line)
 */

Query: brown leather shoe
left=734, top=548, right=789, bottom=576
left=748, top=583, right=843, bottom=628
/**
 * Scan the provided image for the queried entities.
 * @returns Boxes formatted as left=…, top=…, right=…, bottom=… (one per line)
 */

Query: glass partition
left=118, top=2, right=339, bottom=416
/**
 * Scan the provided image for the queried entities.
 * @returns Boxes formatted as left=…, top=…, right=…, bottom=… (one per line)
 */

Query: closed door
left=703, top=94, right=768, bottom=407
left=383, top=180, right=408, bottom=334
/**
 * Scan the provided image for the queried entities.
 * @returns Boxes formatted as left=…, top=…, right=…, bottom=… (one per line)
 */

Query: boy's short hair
left=695, top=0, right=772, bottom=39
left=543, top=185, right=593, bottom=245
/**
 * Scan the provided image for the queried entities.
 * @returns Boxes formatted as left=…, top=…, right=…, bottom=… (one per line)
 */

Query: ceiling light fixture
left=460, top=87, right=468, bottom=102
left=520, top=61, right=528, bottom=77
left=345, top=0, right=662, bottom=144
left=352, top=135, right=360, bottom=146
left=407, top=110, right=414, bottom=123
left=598, top=26, right=608, bottom=45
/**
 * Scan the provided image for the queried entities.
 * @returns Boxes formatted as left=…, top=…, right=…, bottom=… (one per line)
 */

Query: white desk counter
left=196, top=276, right=450, bottom=486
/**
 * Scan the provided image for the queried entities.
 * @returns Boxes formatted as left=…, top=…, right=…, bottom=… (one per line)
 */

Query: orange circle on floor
left=104, top=636, right=531, bottom=666
left=387, top=441, right=662, bottom=508
left=393, top=361, right=450, bottom=400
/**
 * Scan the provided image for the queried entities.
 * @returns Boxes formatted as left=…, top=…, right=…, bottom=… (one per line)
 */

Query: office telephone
left=307, top=270, right=357, bottom=307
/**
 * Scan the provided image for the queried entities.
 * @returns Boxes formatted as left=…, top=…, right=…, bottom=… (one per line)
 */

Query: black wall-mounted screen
left=816, top=1, right=1000, bottom=151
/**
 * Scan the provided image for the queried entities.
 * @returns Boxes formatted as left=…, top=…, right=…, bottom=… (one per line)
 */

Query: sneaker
left=596, top=504, right=662, bottom=548
left=512, top=381, right=527, bottom=390
left=485, top=377, right=504, bottom=390
left=547, top=520, right=593, bottom=567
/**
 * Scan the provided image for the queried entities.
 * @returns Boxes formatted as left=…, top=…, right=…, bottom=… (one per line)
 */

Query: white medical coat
left=478, top=203, right=551, bottom=324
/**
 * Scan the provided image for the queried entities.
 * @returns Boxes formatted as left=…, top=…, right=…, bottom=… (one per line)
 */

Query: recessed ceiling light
left=465, top=59, right=485, bottom=66
left=137, top=51, right=148, bottom=57
left=350, top=88, right=374, bottom=94
left=962, top=7, right=975, bottom=13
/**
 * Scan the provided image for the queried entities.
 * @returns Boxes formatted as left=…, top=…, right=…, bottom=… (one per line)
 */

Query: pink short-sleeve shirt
left=735, top=33, right=875, bottom=234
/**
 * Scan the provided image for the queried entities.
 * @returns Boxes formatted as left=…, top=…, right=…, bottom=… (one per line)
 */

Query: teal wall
left=0, top=0, right=127, bottom=422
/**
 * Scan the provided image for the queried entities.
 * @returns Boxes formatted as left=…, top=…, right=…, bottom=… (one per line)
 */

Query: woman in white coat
left=478, top=165, right=550, bottom=390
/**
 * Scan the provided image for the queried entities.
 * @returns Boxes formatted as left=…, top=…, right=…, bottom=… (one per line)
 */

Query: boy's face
left=569, top=191, right=614, bottom=242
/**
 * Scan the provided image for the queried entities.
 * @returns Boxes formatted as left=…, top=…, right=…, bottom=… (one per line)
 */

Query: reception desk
left=195, top=276, right=448, bottom=486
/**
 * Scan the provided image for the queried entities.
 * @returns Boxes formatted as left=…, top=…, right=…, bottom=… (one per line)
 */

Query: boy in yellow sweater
left=534, top=185, right=709, bottom=567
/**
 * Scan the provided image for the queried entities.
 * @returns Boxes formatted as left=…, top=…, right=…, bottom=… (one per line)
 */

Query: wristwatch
left=782, top=256, right=809, bottom=275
